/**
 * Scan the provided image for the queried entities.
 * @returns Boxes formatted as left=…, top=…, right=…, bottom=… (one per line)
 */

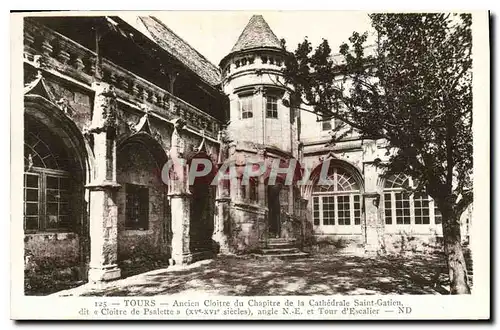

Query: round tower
left=220, top=15, right=297, bottom=153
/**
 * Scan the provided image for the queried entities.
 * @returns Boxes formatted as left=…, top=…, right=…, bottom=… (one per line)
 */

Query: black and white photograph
left=10, top=10, right=490, bottom=320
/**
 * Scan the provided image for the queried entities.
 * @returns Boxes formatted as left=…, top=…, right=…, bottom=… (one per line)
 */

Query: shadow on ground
left=71, top=254, right=442, bottom=297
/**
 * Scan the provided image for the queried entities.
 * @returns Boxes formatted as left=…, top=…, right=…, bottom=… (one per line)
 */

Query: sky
left=148, top=11, right=374, bottom=66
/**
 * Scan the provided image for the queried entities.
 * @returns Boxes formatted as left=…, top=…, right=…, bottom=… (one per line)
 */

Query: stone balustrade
left=23, top=18, right=222, bottom=138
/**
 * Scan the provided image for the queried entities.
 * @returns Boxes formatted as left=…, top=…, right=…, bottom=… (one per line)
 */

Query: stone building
left=22, top=14, right=472, bottom=286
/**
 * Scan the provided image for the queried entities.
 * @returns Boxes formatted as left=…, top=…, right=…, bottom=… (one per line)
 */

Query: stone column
left=169, top=194, right=191, bottom=264
left=363, top=190, right=381, bottom=254
left=213, top=178, right=231, bottom=253
left=362, top=140, right=382, bottom=254
left=86, top=82, right=121, bottom=283
left=257, top=150, right=268, bottom=246
left=167, top=119, right=192, bottom=265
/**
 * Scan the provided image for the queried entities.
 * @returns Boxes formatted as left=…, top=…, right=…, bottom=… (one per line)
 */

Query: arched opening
left=116, top=134, right=170, bottom=265
left=310, top=160, right=363, bottom=235
left=382, top=174, right=443, bottom=232
left=23, top=115, right=85, bottom=232
left=23, top=97, right=91, bottom=292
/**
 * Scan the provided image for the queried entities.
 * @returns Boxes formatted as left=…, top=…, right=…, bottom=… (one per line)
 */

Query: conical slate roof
left=230, top=15, right=283, bottom=53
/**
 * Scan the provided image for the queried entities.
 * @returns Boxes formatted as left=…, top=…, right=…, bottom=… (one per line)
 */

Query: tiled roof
left=125, top=16, right=221, bottom=86
left=231, top=15, right=283, bottom=53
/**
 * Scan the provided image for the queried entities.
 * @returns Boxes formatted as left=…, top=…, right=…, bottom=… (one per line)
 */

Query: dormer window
left=239, top=95, right=253, bottom=119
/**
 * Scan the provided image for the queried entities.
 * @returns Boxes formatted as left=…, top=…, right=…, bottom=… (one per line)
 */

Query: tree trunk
left=441, top=207, right=471, bottom=294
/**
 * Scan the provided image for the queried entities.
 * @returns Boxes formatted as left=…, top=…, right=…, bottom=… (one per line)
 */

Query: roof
left=121, top=16, right=221, bottom=86
left=230, top=15, right=284, bottom=53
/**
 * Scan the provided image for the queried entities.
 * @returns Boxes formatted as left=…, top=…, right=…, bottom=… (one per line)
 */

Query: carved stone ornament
left=194, top=130, right=207, bottom=153
left=24, top=71, right=55, bottom=102
left=89, top=82, right=117, bottom=133
left=56, top=97, right=72, bottom=115
left=131, top=113, right=152, bottom=135
left=318, top=150, right=338, bottom=162
left=170, top=118, right=186, bottom=159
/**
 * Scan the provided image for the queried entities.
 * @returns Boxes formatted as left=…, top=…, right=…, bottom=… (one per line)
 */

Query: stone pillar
left=167, top=119, right=192, bottom=265
left=362, top=140, right=382, bottom=254
left=86, top=82, right=121, bottom=283
left=213, top=186, right=231, bottom=254
left=169, top=194, right=192, bottom=264
left=363, top=190, right=381, bottom=254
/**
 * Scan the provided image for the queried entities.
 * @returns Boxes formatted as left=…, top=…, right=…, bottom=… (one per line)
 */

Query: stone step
left=250, top=251, right=310, bottom=261
left=267, top=237, right=296, bottom=241
left=266, top=242, right=297, bottom=249
left=259, top=247, right=301, bottom=255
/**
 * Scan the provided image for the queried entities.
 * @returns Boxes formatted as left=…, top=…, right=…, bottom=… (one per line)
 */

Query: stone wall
left=227, top=203, right=267, bottom=253
left=24, top=232, right=83, bottom=294
left=304, top=234, right=365, bottom=254
left=25, top=232, right=80, bottom=270
left=116, top=141, right=169, bottom=264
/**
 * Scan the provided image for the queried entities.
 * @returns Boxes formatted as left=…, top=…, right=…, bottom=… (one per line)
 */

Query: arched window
left=312, top=167, right=361, bottom=228
left=383, top=174, right=442, bottom=226
left=24, top=118, right=74, bottom=232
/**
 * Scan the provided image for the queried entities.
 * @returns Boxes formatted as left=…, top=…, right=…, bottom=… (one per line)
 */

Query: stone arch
left=23, top=94, right=91, bottom=278
left=304, top=158, right=364, bottom=201
left=305, top=158, right=364, bottom=235
left=116, top=132, right=170, bottom=263
left=24, top=94, right=93, bottom=184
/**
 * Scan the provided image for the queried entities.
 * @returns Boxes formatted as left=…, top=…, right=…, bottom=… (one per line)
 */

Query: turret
left=220, top=15, right=297, bottom=153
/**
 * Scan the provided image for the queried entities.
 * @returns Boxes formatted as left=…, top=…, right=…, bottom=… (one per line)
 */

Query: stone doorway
left=267, top=185, right=282, bottom=238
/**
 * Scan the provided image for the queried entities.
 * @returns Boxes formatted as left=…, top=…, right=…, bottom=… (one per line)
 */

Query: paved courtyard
left=54, top=254, right=447, bottom=297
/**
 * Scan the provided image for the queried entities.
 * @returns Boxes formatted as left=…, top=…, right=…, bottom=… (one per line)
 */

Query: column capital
left=363, top=191, right=380, bottom=198
left=89, top=82, right=117, bottom=132
left=85, top=181, right=121, bottom=191
left=167, top=192, right=192, bottom=198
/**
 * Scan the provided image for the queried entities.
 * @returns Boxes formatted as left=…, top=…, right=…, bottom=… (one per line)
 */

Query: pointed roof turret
left=231, top=15, right=283, bottom=53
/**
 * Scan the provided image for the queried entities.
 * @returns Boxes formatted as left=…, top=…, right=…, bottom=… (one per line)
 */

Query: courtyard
left=52, top=254, right=450, bottom=297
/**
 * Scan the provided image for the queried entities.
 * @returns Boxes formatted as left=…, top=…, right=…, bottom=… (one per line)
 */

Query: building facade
left=21, top=15, right=472, bottom=287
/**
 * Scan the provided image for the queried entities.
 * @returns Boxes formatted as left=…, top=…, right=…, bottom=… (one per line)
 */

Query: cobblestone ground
left=54, top=254, right=444, bottom=297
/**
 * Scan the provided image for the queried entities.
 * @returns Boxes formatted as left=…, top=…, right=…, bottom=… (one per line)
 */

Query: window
left=395, top=192, right=411, bottom=224
left=313, top=196, right=320, bottom=226
left=383, top=174, right=440, bottom=226
left=125, top=183, right=149, bottom=230
left=266, top=95, right=278, bottom=118
left=322, top=196, right=335, bottom=225
left=45, top=175, right=71, bottom=230
left=239, top=95, right=253, bottom=119
left=24, top=173, right=40, bottom=231
left=414, top=193, right=430, bottom=224
left=312, top=166, right=361, bottom=227
left=321, top=119, right=332, bottom=131
left=23, top=172, right=72, bottom=232
left=249, top=178, right=258, bottom=202
left=24, top=119, right=74, bottom=233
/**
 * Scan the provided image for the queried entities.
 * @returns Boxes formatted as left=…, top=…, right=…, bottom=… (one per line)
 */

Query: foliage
left=283, top=13, right=473, bottom=294
left=283, top=12, right=472, bottom=216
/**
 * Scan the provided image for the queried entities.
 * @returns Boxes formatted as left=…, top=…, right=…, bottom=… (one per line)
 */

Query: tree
left=282, top=13, right=473, bottom=294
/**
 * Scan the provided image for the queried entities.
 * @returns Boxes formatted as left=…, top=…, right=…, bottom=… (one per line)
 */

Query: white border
left=4, top=3, right=493, bottom=326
